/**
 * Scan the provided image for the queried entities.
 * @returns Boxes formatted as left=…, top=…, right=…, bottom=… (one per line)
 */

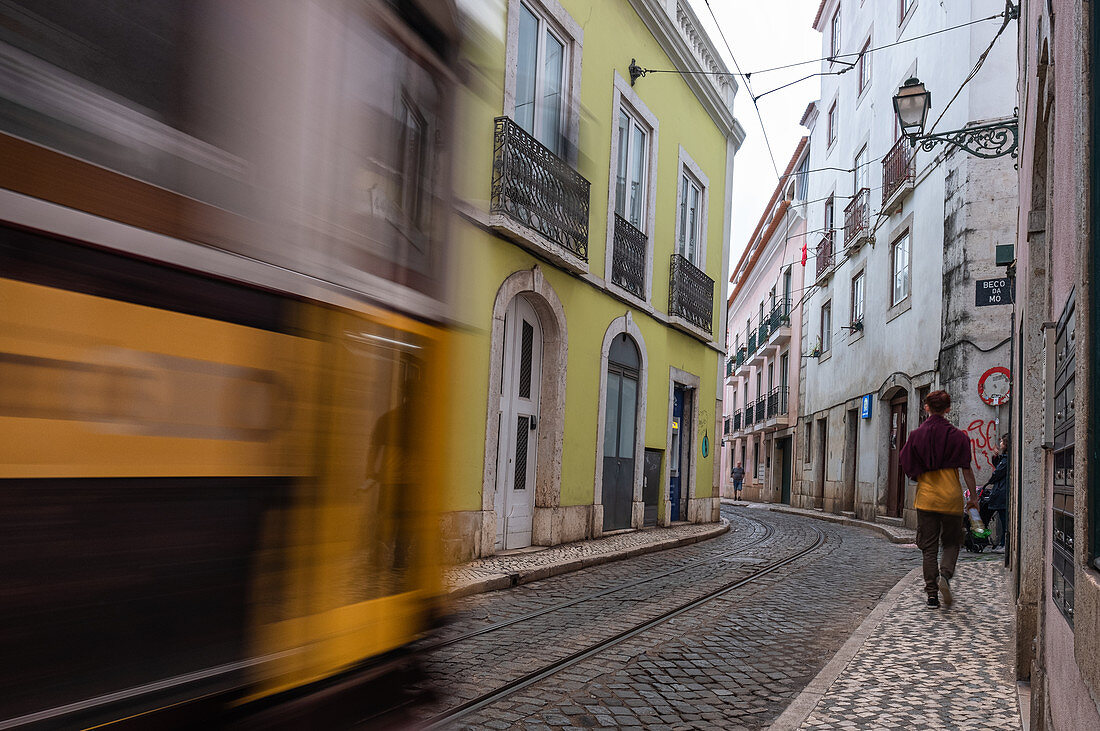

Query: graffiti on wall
left=967, top=419, right=997, bottom=472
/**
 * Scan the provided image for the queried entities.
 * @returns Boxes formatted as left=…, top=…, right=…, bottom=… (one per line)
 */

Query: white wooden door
left=495, top=296, right=542, bottom=550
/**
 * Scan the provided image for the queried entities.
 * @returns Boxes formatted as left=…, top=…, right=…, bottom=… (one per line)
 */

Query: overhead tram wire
left=632, top=11, right=1004, bottom=88
left=701, top=0, right=780, bottom=178
left=926, top=8, right=1014, bottom=134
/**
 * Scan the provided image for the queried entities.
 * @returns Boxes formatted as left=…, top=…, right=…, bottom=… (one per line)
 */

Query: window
left=805, top=421, right=813, bottom=463
left=899, top=0, right=915, bottom=24
left=830, top=9, right=841, bottom=58
left=516, top=2, right=568, bottom=156
left=891, top=232, right=910, bottom=305
left=677, top=170, right=704, bottom=264
left=825, top=195, right=835, bottom=239
left=783, top=268, right=792, bottom=304
left=854, top=145, right=868, bottom=193
left=851, top=271, right=865, bottom=324
left=615, top=106, right=649, bottom=230
left=827, top=102, right=838, bottom=146
left=821, top=302, right=832, bottom=352
left=795, top=154, right=809, bottom=200
left=858, top=38, right=871, bottom=93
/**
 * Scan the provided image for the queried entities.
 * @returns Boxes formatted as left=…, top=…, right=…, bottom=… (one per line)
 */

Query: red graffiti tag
left=967, top=419, right=997, bottom=472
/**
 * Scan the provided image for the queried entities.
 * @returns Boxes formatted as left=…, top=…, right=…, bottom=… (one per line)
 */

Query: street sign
left=860, top=394, right=873, bottom=419
left=978, top=366, right=1011, bottom=406
left=975, top=277, right=1014, bottom=306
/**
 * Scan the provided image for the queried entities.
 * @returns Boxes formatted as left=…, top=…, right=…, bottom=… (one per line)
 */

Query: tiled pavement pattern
left=445, top=519, right=730, bottom=598
left=796, top=556, right=1020, bottom=730
left=418, top=507, right=917, bottom=729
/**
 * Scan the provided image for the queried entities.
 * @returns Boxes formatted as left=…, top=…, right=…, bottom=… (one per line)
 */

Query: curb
left=445, top=518, right=732, bottom=599
left=767, top=566, right=921, bottom=730
left=765, top=505, right=914, bottom=544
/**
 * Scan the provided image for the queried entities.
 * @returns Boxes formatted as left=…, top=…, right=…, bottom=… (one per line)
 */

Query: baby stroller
left=963, top=510, right=991, bottom=552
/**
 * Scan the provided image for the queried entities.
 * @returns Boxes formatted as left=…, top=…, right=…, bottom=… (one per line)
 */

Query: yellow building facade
left=443, top=0, right=744, bottom=562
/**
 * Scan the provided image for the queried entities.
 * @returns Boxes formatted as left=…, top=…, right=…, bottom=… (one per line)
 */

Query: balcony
left=726, top=356, right=734, bottom=378
left=747, top=329, right=758, bottom=354
left=881, top=137, right=916, bottom=212
left=765, top=386, right=791, bottom=429
left=489, top=116, right=591, bottom=271
left=844, top=188, right=871, bottom=249
left=724, top=416, right=731, bottom=435
left=815, top=232, right=835, bottom=281
left=732, top=409, right=743, bottom=432
left=743, top=403, right=754, bottom=427
left=669, top=254, right=714, bottom=335
left=735, top=348, right=746, bottom=368
left=754, top=397, right=767, bottom=424
left=762, top=299, right=792, bottom=350
left=611, top=214, right=647, bottom=298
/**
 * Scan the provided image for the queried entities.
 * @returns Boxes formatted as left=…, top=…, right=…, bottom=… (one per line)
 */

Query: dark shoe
left=938, top=575, right=953, bottom=607
left=927, top=595, right=940, bottom=608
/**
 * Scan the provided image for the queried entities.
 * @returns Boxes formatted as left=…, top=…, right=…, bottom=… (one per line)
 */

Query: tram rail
left=417, top=518, right=828, bottom=729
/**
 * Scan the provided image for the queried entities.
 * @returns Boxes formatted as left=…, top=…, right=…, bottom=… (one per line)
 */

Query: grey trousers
left=916, top=509, right=964, bottom=596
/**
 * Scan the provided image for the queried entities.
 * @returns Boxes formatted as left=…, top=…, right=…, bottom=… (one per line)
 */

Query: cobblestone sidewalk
left=445, top=520, right=729, bottom=598
left=772, top=557, right=1020, bottom=730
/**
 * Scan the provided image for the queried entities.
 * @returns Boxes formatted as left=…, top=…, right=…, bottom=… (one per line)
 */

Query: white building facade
left=796, top=0, right=1018, bottom=525
left=722, top=140, right=809, bottom=503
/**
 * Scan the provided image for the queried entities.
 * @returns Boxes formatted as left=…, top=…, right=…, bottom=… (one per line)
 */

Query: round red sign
left=978, top=366, right=1011, bottom=406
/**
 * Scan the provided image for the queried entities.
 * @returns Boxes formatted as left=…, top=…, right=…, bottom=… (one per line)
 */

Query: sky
left=687, top=0, right=823, bottom=280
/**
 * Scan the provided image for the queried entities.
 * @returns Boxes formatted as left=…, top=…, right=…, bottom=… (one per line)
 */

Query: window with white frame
left=858, top=38, right=871, bottom=93
left=854, top=145, right=868, bottom=193
left=515, top=2, right=568, bottom=156
left=827, top=102, right=838, bottom=146
left=899, top=0, right=916, bottom=24
left=851, top=270, right=865, bottom=324
left=677, top=170, right=704, bottom=264
left=891, top=232, right=910, bottom=305
left=795, top=154, right=809, bottom=200
left=821, top=301, right=832, bottom=352
left=615, top=106, right=649, bottom=230
left=830, top=9, right=841, bottom=58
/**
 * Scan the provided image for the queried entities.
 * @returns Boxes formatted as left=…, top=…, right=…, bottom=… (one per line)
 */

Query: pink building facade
left=1010, top=2, right=1100, bottom=728
left=721, top=140, right=809, bottom=503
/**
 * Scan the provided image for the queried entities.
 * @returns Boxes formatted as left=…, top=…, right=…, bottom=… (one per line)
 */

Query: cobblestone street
left=415, top=506, right=995, bottom=729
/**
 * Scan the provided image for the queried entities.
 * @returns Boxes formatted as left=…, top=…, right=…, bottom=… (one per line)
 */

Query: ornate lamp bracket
left=909, top=116, right=1019, bottom=159
left=629, top=58, right=647, bottom=86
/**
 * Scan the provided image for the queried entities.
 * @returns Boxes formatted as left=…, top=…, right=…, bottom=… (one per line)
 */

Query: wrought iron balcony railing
left=815, top=232, right=835, bottom=279
left=759, top=314, right=771, bottom=341
left=766, top=386, right=789, bottom=418
left=668, top=254, right=714, bottom=333
left=767, top=298, right=791, bottom=332
left=754, top=397, right=767, bottom=423
left=748, top=329, right=758, bottom=354
left=733, top=410, right=742, bottom=431
left=490, top=116, right=591, bottom=260
left=611, top=214, right=647, bottom=298
left=724, top=416, right=731, bottom=435
left=844, top=188, right=870, bottom=247
left=744, top=403, right=753, bottom=425
left=882, top=136, right=915, bottom=206
left=735, top=348, right=746, bottom=367
left=726, top=356, right=734, bottom=377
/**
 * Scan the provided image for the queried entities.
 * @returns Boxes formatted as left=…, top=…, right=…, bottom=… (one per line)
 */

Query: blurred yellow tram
left=0, top=1, right=458, bottom=727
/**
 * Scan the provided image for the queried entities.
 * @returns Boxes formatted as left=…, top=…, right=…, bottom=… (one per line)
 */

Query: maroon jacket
left=898, top=414, right=971, bottom=480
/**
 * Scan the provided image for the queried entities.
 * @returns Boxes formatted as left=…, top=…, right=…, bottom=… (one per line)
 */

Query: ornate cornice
left=627, top=0, right=745, bottom=144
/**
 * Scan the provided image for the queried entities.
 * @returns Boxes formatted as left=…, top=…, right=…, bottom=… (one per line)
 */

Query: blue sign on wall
left=860, top=394, right=873, bottom=419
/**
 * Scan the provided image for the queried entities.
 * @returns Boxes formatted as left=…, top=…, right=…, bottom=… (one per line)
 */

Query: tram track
left=418, top=520, right=828, bottom=729
left=413, top=508, right=774, bottom=657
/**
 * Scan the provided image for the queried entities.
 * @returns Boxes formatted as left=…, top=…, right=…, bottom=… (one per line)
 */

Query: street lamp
left=892, top=76, right=1018, bottom=159
left=893, top=77, right=931, bottom=138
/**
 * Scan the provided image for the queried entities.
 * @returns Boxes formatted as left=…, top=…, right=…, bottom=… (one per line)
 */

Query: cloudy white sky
left=687, top=0, right=823, bottom=278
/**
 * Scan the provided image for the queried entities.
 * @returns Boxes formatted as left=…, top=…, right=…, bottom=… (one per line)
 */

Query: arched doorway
left=601, top=333, right=639, bottom=531
left=495, top=294, right=543, bottom=549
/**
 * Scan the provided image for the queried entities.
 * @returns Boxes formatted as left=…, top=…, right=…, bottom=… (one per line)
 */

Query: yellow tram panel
left=0, top=278, right=319, bottom=478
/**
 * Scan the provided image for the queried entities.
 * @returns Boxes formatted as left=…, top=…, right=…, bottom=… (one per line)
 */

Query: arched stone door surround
left=592, top=313, right=648, bottom=535
left=481, top=266, right=568, bottom=552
